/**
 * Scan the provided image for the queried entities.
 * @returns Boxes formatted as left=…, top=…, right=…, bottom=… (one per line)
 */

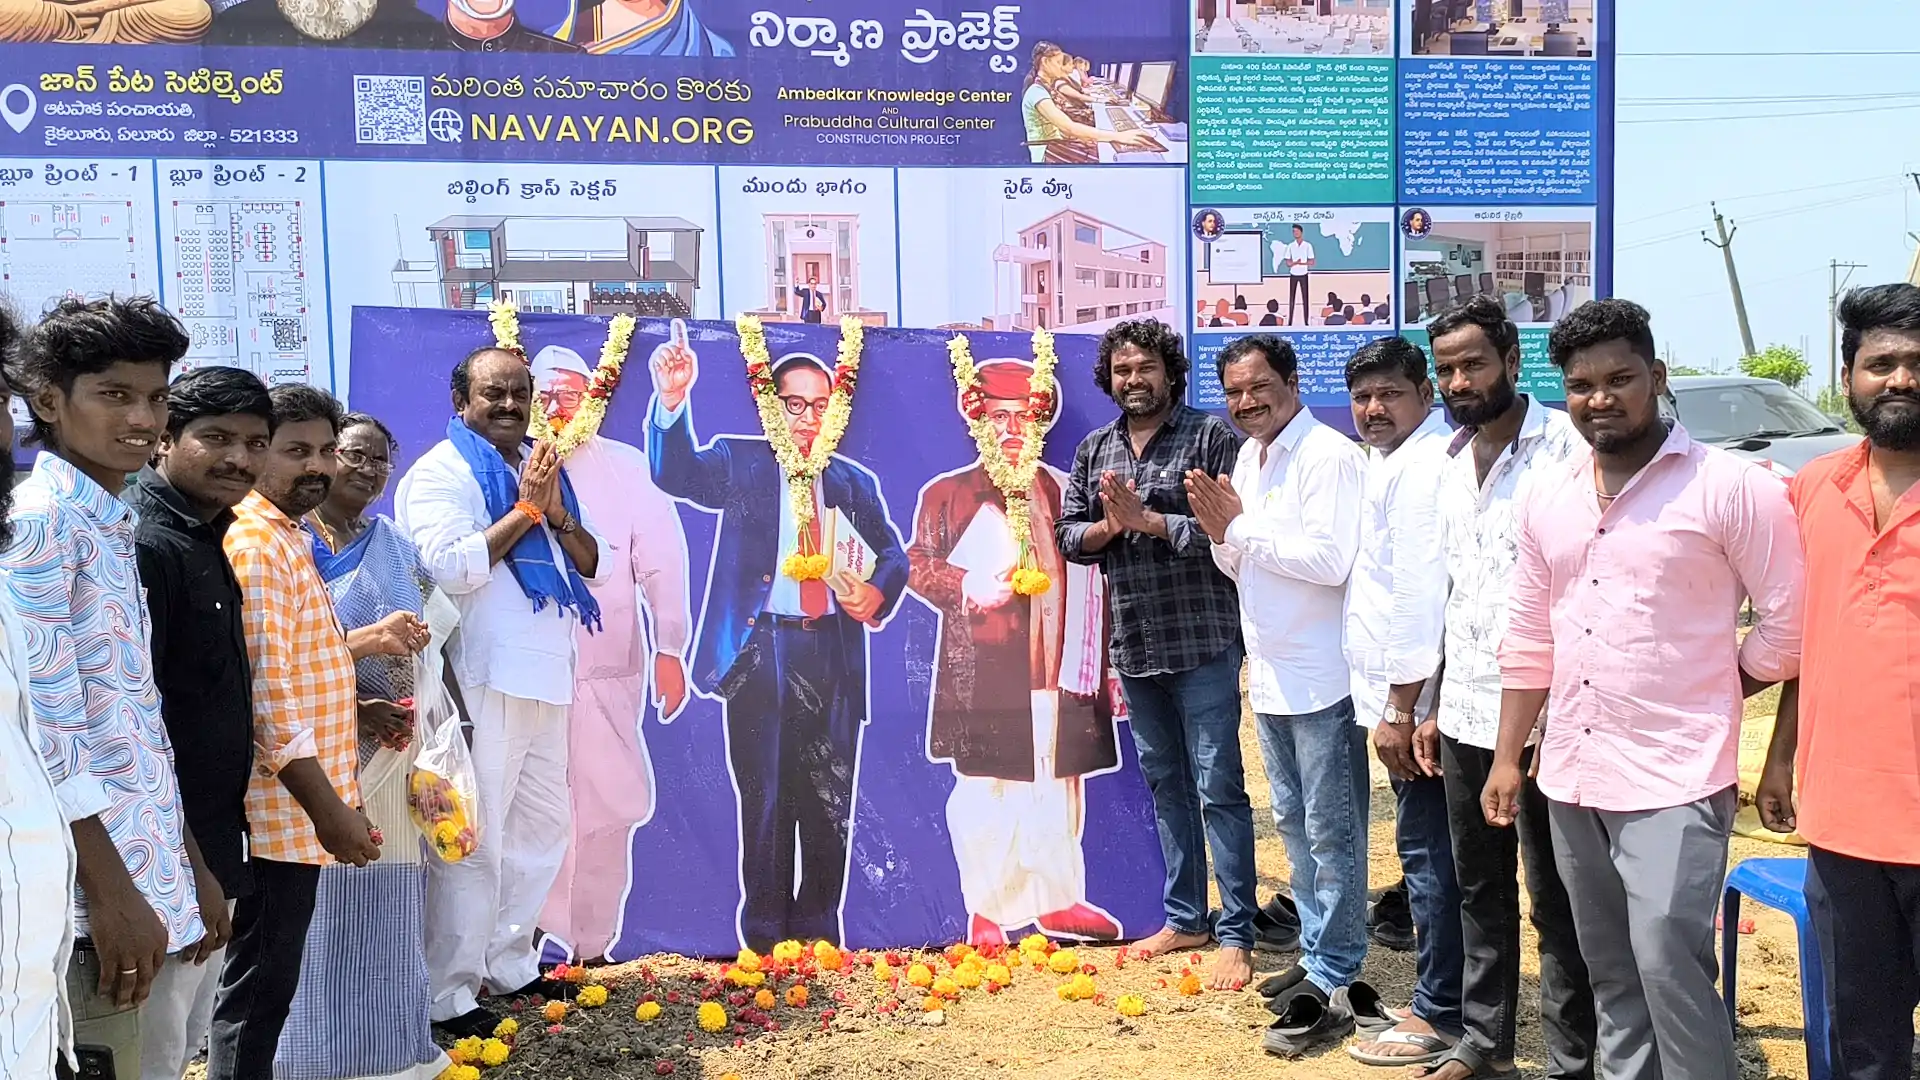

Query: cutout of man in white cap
left=529, top=340, right=692, bottom=964
left=907, top=358, right=1124, bottom=948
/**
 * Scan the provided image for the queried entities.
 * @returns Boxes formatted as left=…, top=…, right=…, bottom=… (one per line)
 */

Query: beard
left=1588, top=417, right=1660, bottom=455
left=276, top=0, right=378, bottom=40
left=1443, top=372, right=1518, bottom=428
left=1118, top=385, right=1170, bottom=419
left=1851, top=389, right=1920, bottom=451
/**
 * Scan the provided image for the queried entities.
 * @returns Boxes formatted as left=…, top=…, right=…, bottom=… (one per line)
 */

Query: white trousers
left=425, top=687, right=570, bottom=1022
left=945, top=691, right=1089, bottom=929
left=138, top=941, right=225, bottom=1080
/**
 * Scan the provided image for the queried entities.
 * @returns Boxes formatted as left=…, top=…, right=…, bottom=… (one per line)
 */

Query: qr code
left=353, top=75, right=426, bottom=146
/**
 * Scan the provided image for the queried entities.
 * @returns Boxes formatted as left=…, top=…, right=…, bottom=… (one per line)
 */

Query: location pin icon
left=1, top=85, right=37, bottom=134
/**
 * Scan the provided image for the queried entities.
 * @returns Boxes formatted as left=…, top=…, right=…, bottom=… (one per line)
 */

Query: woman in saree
left=275, top=413, right=460, bottom=1080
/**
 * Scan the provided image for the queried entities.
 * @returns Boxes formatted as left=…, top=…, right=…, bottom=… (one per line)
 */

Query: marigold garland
left=947, top=329, right=1061, bottom=596
left=485, top=301, right=638, bottom=460
left=738, top=314, right=866, bottom=580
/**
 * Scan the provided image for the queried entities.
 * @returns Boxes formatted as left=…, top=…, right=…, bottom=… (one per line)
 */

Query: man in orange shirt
left=214, top=385, right=417, bottom=1080
left=1760, top=282, right=1920, bottom=1080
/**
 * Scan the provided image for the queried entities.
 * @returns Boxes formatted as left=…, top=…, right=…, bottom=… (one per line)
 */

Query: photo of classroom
left=1192, top=216, right=1394, bottom=330
left=1194, top=0, right=1391, bottom=56
left=1021, top=53, right=1187, bottom=165
left=1401, top=217, right=1594, bottom=326
left=1404, top=0, right=1596, bottom=57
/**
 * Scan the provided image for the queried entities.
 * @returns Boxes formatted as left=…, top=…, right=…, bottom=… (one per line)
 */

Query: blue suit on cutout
left=649, top=395, right=908, bottom=949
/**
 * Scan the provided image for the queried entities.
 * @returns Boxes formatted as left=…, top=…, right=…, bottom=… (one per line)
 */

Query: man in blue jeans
left=1341, top=337, right=1464, bottom=1066
left=1056, top=319, right=1254, bottom=989
left=1186, top=334, right=1367, bottom=1042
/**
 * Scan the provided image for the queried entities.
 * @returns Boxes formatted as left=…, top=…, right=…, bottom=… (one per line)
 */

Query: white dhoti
left=424, top=686, right=570, bottom=1022
left=539, top=673, right=652, bottom=961
left=945, top=691, right=1089, bottom=929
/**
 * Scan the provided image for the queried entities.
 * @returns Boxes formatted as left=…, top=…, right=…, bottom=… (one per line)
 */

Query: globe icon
left=428, top=108, right=463, bottom=143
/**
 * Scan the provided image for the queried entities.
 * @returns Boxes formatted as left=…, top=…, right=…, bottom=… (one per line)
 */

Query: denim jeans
left=1807, top=844, right=1918, bottom=1080
left=1118, top=643, right=1259, bottom=950
left=1394, top=772, right=1464, bottom=1035
left=1441, top=734, right=1595, bottom=1078
left=1256, top=697, right=1369, bottom=991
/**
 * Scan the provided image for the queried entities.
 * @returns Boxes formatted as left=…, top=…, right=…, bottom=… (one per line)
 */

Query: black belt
left=762, top=612, right=826, bottom=631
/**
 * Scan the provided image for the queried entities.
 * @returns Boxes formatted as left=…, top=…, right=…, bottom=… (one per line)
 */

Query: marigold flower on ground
left=752, top=988, right=775, bottom=1010
left=725, top=967, right=766, bottom=988
left=785, top=985, right=810, bottom=1007
left=634, top=1000, right=662, bottom=1021
left=873, top=958, right=893, bottom=981
left=479, top=1038, right=511, bottom=1067
left=1047, top=948, right=1079, bottom=974
left=1177, top=973, right=1203, bottom=996
left=921, top=995, right=946, bottom=1012
left=490, top=1018, right=518, bottom=1040
left=906, top=963, right=934, bottom=988
left=985, top=963, right=1012, bottom=987
left=543, top=1000, right=569, bottom=1021
left=771, top=940, right=805, bottom=963
left=446, top=1038, right=481, bottom=1066
left=1018, top=932, right=1048, bottom=953
left=736, top=948, right=763, bottom=973
left=439, top=1066, right=480, bottom=1080
left=813, top=940, right=844, bottom=969
left=697, top=1002, right=728, bottom=1032
left=944, top=943, right=974, bottom=966
left=1055, top=973, right=1097, bottom=1001
left=931, top=977, right=958, bottom=999
left=577, top=985, right=609, bottom=1008
left=1116, top=994, right=1146, bottom=1017
left=953, top=966, right=982, bottom=989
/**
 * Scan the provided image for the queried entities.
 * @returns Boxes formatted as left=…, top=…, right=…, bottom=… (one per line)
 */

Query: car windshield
left=1669, top=383, right=1841, bottom=443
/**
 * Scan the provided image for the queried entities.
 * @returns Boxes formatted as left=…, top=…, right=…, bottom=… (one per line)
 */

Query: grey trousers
left=1547, top=787, right=1738, bottom=1080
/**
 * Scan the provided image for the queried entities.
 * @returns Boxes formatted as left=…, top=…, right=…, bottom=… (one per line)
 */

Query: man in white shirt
left=0, top=321, right=77, bottom=1080
left=528, top=343, right=693, bottom=965
left=1185, top=334, right=1365, bottom=1051
left=1421, top=297, right=1594, bottom=1080
left=397, top=345, right=613, bottom=1038
left=1341, top=336, right=1463, bottom=1068
left=1283, top=224, right=1316, bottom=326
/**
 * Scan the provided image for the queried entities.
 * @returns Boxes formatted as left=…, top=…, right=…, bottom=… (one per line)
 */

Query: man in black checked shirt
left=1054, top=319, right=1254, bottom=990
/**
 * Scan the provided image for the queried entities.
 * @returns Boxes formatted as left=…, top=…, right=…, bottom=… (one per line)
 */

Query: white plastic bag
left=407, top=655, right=481, bottom=863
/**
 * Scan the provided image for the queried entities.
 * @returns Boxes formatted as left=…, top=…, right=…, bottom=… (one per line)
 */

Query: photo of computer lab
left=1402, top=219, right=1594, bottom=327
left=1026, top=57, right=1187, bottom=165
left=1195, top=0, right=1390, bottom=56
left=1406, top=0, right=1596, bottom=57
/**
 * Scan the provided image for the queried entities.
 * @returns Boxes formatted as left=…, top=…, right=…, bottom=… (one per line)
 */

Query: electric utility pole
left=1703, top=203, right=1756, bottom=359
left=1829, top=259, right=1867, bottom=394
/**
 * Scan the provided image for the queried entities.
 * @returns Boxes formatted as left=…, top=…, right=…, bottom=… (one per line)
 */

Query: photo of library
left=1400, top=215, right=1593, bottom=326
left=1404, top=0, right=1597, bottom=57
left=1195, top=0, right=1391, bottom=56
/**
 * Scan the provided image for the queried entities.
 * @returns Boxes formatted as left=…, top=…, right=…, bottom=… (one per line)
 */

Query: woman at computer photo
left=1020, top=41, right=1159, bottom=164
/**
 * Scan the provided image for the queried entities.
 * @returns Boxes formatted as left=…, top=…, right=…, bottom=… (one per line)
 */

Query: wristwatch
left=555, top=511, right=579, bottom=535
left=1381, top=704, right=1414, bottom=727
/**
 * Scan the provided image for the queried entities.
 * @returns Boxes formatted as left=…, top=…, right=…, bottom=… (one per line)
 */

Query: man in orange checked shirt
left=213, top=385, right=422, bottom=1080
left=1760, top=283, right=1920, bottom=1080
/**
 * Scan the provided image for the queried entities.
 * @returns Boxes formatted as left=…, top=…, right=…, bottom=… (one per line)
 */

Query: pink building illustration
left=982, top=209, right=1170, bottom=332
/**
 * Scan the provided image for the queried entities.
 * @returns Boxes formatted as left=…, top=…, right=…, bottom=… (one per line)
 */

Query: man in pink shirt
left=1484, top=299, right=1803, bottom=1080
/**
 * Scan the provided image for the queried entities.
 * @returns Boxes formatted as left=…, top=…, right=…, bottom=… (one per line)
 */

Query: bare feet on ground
left=1209, top=945, right=1251, bottom=990
left=1132, top=926, right=1209, bottom=958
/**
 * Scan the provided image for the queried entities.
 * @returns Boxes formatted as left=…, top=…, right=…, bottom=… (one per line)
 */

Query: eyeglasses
left=337, top=449, right=393, bottom=475
left=542, top=388, right=584, bottom=407
left=779, top=396, right=831, bottom=419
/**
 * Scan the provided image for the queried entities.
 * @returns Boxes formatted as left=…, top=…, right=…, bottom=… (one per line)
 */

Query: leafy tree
left=1667, top=364, right=1708, bottom=376
left=1738, top=344, right=1811, bottom=389
left=1814, top=386, right=1864, bottom=434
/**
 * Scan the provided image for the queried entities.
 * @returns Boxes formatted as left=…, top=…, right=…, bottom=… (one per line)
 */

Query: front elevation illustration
left=393, top=215, right=703, bottom=318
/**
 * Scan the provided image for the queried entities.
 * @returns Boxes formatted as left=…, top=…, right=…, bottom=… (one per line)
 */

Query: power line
left=1618, top=189, right=1902, bottom=252
left=1617, top=175, right=1897, bottom=227
left=1621, top=49, right=1920, bottom=57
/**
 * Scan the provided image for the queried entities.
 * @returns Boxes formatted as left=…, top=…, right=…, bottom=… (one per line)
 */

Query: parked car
left=1659, top=375, right=1859, bottom=477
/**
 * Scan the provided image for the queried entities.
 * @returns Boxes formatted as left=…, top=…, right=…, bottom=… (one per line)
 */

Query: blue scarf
left=445, top=415, right=601, bottom=632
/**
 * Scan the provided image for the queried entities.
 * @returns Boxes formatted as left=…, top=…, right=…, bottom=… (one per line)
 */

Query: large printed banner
left=352, top=307, right=1166, bottom=955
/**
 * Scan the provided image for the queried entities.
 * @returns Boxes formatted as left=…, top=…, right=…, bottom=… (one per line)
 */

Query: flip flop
left=1260, top=989, right=1356, bottom=1059
left=1406, top=1043, right=1521, bottom=1080
left=1343, top=980, right=1401, bottom=1034
left=1347, top=1026, right=1458, bottom=1067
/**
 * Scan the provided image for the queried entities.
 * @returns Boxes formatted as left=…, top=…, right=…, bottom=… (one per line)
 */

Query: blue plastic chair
left=1720, top=857, right=1833, bottom=1080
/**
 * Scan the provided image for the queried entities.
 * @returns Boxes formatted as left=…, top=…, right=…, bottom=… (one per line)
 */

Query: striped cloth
left=0, top=453, right=202, bottom=951
left=274, top=517, right=453, bottom=1080
left=225, top=491, right=360, bottom=866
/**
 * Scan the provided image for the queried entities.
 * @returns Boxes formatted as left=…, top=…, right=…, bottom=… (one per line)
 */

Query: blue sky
left=1615, top=0, right=1920, bottom=390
